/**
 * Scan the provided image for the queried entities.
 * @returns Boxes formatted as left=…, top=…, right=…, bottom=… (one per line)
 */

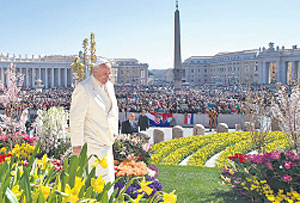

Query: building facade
left=112, top=58, right=148, bottom=85
left=0, top=54, right=148, bottom=88
left=0, top=54, right=74, bottom=88
left=183, top=50, right=259, bottom=85
left=258, top=43, right=300, bottom=85
left=182, top=43, right=300, bottom=85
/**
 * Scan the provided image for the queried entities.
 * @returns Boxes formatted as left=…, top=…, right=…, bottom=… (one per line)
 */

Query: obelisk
left=173, top=0, right=184, bottom=89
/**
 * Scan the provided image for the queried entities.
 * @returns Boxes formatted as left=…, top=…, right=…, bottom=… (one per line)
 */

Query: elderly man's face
left=93, top=63, right=112, bottom=85
left=129, top=114, right=135, bottom=121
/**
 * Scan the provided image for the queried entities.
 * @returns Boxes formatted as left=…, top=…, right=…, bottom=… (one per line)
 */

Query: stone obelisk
left=173, top=0, right=184, bottom=89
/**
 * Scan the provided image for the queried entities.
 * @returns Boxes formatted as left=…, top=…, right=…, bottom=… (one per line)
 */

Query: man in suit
left=70, top=58, right=118, bottom=185
left=138, top=110, right=149, bottom=131
left=121, top=113, right=138, bottom=134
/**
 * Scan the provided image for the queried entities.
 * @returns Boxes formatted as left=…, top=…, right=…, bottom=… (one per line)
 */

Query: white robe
left=70, top=75, right=118, bottom=184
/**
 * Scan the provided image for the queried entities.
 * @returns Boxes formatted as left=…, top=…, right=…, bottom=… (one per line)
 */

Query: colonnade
left=0, top=67, right=73, bottom=88
left=260, top=61, right=300, bottom=84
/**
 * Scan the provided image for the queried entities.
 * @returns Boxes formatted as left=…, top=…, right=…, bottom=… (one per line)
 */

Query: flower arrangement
left=113, top=134, right=153, bottom=164
left=0, top=131, right=37, bottom=151
left=217, top=131, right=289, bottom=168
left=34, top=107, right=71, bottom=158
left=114, top=160, right=175, bottom=202
left=115, top=160, right=149, bottom=178
left=221, top=151, right=300, bottom=202
left=151, top=132, right=253, bottom=166
left=0, top=143, right=156, bottom=202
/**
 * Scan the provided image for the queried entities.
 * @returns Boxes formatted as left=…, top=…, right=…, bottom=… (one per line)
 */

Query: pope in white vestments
left=70, top=59, right=118, bottom=185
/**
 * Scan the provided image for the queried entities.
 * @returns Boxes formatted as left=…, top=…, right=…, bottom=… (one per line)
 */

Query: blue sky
left=0, top=0, right=299, bottom=69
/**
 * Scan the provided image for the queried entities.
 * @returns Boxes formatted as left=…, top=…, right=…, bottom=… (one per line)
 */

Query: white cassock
left=70, top=75, right=118, bottom=185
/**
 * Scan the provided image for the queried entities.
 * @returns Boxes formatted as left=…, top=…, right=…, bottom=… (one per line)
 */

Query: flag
left=146, top=112, right=173, bottom=127
left=184, top=113, right=194, bottom=125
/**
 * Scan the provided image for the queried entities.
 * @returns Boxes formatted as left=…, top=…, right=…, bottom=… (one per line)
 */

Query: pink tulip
left=284, top=161, right=295, bottom=169
left=283, top=174, right=292, bottom=183
left=265, top=160, right=273, bottom=170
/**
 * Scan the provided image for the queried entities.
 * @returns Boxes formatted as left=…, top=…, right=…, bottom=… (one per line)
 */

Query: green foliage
left=0, top=142, right=174, bottom=202
left=221, top=151, right=300, bottom=202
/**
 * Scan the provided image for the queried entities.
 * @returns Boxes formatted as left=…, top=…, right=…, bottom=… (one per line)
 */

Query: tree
left=0, top=63, right=26, bottom=134
left=271, top=84, right=300, bottom=153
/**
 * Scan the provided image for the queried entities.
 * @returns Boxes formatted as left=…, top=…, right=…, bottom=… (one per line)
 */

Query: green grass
left=157, top=165, right=251, bottom=203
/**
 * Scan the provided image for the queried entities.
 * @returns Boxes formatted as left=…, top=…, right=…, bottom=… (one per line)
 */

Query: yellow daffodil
left=36, top=154, right=48, bottom=170
left=11, top=184, right=23, bottom=200
left=92, top=155, right=108, bottom=169
left=163, top=190, right=177, bottom=203
left=73, top=177, right=86, bottom=195
left=137, top=177, right=153, bottom=196
left=91, top=176, right=105, bottom=193
left=40, top=185, right=51, bottom=200
left=63, top=185, right=79, bottom=203
left=63, top=176, right=85, bottom=201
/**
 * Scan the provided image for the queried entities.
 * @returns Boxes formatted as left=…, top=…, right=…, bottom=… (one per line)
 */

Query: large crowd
left=0, top=84, right=278, bottom=116
left=0, top=87, right=72, bottom=112
left=116, top=85, right=246, bottom=114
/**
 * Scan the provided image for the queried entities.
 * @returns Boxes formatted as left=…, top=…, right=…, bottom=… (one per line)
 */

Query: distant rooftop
left=215, top=49, right=258, bottom=56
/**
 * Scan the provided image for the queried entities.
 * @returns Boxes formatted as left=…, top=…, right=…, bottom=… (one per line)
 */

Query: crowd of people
left=116, top=85, right=247, bottom=114
left=0, top=87, right=73, bottom=112
left=0, top=84, right=277, bottom=116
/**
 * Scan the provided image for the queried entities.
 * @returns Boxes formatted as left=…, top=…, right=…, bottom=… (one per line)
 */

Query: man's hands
left=73, top=146, right=82, bottom=156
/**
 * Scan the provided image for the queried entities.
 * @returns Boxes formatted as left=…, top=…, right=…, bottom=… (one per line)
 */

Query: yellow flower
left=36, top=154, right=48, bottom=170
left=73, top=177, right=86, bottom=195
left=137, top=177, right=153, bottom=196
left=63, top=185, right=79, bottom=203
left=40, top=185, right=51, bottom=200
left=11, top=185, right=23, bottom=200
left=224, top=177, right=231, bottom=183
left=267, top=195, right=275, bottom=201
left=0, top=147, right=7, bottom=154
left=92, top=155, right=108, bottom=169
left=163, top=190, right=177, bottom=203
left=292, top=191, right=300, bottom=199
left=91, top=176, right=105, bottom=193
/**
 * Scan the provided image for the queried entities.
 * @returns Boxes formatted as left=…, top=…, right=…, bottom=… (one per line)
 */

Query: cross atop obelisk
left=173, top=0, right=184, bottom=89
